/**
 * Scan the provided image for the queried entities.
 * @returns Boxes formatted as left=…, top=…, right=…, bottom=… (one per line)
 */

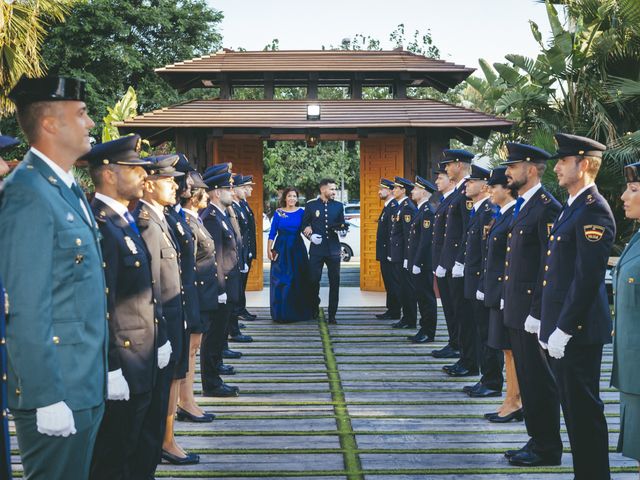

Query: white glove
left=107, top=368, right=130, bottom=401
left=452, top=262, right=465, bottom=278
left=240, top=263, right=249, bottom=273
left=157, top=340, right=172, bottom=369
left=310, top=234, right=323, bottom=245
left=435, top=266, right=447, bottom=278
left=548, top=327, right=572, bottom=359
left=403, top=259, right=408, bottom=269
left=524, top=315, right=541, bottom=336
left=412, top=265, right=421, bottom=275
left=218, top=292, right=227, bottom=304
left=500, top=298, right=504, bottom=310
left=36, top=401, right=76, bottom=437
left=476, top=290, right=484, bottom=301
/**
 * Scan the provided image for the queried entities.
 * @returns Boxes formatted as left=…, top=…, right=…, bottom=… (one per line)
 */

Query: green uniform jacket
left=0, top=151, right=108, bottom=411
left=611, top=230, right=640, bottom=395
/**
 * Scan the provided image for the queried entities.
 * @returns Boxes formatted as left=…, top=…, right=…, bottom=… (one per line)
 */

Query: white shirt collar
left=140, top=199, right=166, bottom=222
left=500, top=199, right=517, bottom=215
left=30, top=147, right=75, bottom=188
left=442, top=188, right=454, bottom=199
left=94, top=192, right=129, bottom=221
left=384, top=197, right=394, bottom=207
left=417, top=198, right=429, bottom=209
left=213, top=203, right=228, bottom=216
left=396, top=196, right=407, bottom=206
left=567, top=183, right=596, bottom=206
left=473, top=197, right=489, bottom=211
left=183, top=208, right=199, bottom=220
left=519, top=182, right=542, bottom=208
left=455, top=178, right=466, bottom=190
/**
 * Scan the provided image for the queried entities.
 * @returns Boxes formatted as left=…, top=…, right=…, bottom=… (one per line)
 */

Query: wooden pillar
left=359, top=136, right=406, bottom=291
left=212, top=138, right=264, bottom=291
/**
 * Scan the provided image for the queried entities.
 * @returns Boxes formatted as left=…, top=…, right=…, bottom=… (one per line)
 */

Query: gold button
left=543, top=280, right=547, bottom=286
left=505, top=275, right=509, bottom=281
left=545, top=266, right=549, bottom=271
left=103, top=262, right=107, bottom=268
left=557, top=236, right=561, bottom=241
left=52, top=336, right=60, bottom=344
left=0, top=338, right=5, bottom=345
left=628, top=278, right=635, bottom=284
left=2, top=373, right=6, bottom=381
left=506, top=247, right=510, bottom=252
left=75, top=238, right=82, bottom=246
left=124, top=340, right=131, bottom=348
left=577, top=325, right=583, bottom=330
left=519, top=230, right=523, bottom=234
left=155, top=318, right=159, bottom=324
left=153, top=299, right=157, bottom=304
left=527, top=289, right=532, bottom=294
left=225, top=276, right=228, bottom=280
left=476, top=272, right=480, bottom=276
left=508, top=233, right=512, bottom=238
left=611, top=329, right=615, bottom=337
left=549, top=235, right=554, bottom=241
left=547, top=250, right=551, bottom=256
left=505, top=261, right=509, bottom=267
left=105, top=287, right=109, bottom=294
left=106, top=312, right=110, bottom=319
left=498, top=276, right=502, bottom=281
left=16, top=388, right=21, bottom=395
left=134, top=261, right=141, bottom=267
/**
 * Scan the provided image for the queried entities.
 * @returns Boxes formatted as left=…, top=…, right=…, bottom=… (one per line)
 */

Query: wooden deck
left=10, top=307, right=637, bottom=479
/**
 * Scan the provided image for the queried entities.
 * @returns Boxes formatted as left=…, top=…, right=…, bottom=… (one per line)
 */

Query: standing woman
left=268, top=187, right=312, bottom=322
left=612, top=161, right=640, bottom=471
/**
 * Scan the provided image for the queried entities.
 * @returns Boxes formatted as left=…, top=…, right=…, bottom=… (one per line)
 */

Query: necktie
left=470, top=207, right=476, bottom=218
left=124, top=211, right=140, bottom=235
left=513, top=197, right=525, bottom=217
left=493, top=205, right=501, bottom=219
left=178, top=207, right=186, bottom=221
left=70, top=182, right=92, bottom=224
left=440, top=195, right=444, bottom=202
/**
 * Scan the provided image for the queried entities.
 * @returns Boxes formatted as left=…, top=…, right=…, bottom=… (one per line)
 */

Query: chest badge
left=124, top=236, right=138, bottom=254
left=584, top=224, right=605, bottom=242
left=423, top=220, right=431, bottom=229
left=466, top=200, right=473, bottom=210
left=404, top=215, right=411, bottom=223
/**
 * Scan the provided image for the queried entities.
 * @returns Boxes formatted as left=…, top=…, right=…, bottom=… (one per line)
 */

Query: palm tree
left=0, top=0, right=77, bottom=116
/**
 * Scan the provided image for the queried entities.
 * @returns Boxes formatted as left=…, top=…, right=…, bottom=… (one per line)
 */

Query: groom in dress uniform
left=0, top=75, right=108, bottom=480
left=302, top=178, right=348, bottom=324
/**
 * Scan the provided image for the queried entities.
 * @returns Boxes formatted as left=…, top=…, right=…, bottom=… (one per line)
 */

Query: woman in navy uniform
left=480, top=167, right=522, bottom=422
left=0, top=134, right=18, bottom=480
left=268, top=186, right=312, bottom=323
left=539, top=133, right=614, bottom=480
left=613, top=160, right=640, bottom=471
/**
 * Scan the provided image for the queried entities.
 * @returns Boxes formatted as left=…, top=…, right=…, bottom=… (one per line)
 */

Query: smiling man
left=0, top=76, right=108, bottom=479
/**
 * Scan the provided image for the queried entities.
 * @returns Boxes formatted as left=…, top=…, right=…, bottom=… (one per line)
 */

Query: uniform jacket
left=389, top=197, right=418, bottom=264
left=0, top=151, right=108, bottom=411
left=133, top=201, right=183, bottom=357
left=440, top=182, right=471, bottom=270
left=184, top=212, right=219, bottom=313
left=166, top=208, right=200, bottom=330
left=200, top=203, right=242, bottom=304
left=480, top=204, right=515, bottom=308
left=302, top=198, right=346, bottom=257
left=1, top=277, right=11, bottom=480
left=92, top=198, right=158, bottom=394
left=407, top=201, right=435, bottom=271
left=611, top=230, right=640, bottom=395
left=232, top=201, right=251, bottom=267
left=503, top=187, right=561, bottom=330
left=463, top=198, right=495, bottom=299
left=432, top=192, right=455, bottom=269
left=540, top=186, right=614, bottom=344
left=240, top=199, right=257, bottom=262
left=376, top=198, right=398, bottom=261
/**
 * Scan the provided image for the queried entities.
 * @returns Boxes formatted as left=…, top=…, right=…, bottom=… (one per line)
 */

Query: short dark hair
left=279, top=186, right=299, bottom=208
left=319, top=178, right=336, bottom=188
left=16, top=101, right=53, bottom=144
left=88, top=164, right=112, bottom=189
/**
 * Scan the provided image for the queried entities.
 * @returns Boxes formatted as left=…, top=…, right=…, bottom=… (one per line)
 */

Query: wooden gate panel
left=213, top=139, right=264, bottom=291
left=360, top=137, right=405, bottom=291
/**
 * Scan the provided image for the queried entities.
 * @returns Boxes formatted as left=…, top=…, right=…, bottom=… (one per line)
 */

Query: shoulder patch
left=584, top=224, right=605, bottom=242
left=466, top=200, right=473, bottom=210
left=585, top=194, right=595, bottom=205
left=541, top=193, right=551, bottom=204
left=139, top=209, right=150, bottom=220
left=423, top=219, right=431, bottom=229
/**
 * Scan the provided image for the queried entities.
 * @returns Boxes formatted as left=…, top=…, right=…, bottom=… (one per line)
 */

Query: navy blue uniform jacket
left=302, top=198, right=346, bottom=257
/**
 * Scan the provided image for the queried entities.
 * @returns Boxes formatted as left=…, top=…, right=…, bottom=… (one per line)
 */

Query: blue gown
left=269, top=208, right=312, bottom=322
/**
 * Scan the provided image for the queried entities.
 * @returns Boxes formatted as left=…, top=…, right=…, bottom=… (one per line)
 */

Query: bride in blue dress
left=268, top=187, right=312, bottom=322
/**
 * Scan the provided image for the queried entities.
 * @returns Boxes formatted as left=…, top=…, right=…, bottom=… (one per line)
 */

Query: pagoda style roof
left=116, top=98, right=512, bottom=143
left=156, top=49, right=475, bottom=92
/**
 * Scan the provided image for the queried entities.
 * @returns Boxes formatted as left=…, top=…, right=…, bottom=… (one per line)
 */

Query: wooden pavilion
left=116, top=49, right=512, bottom=291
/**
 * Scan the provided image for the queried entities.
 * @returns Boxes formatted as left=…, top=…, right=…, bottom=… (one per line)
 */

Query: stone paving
left=10, top=306, right=637, bottom=479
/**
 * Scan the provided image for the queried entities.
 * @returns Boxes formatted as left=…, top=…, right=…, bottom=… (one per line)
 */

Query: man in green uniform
left=0, top=76, right=108, bottom=479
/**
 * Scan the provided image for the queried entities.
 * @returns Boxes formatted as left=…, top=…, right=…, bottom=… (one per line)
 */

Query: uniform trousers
left=508, top=327, right=562, bottom=460
left=473, top=300, right=503, bottom=391
left=448, top=275, right=474, bottom=369
left=201, top=305, right=230, bottom=391
left=412, top=269, right=437, bottom=338
left=389, top=262, right=416, bottom=326
left=379, top=259, right=401, bottom=316
left=309, top=254, right=340, bottom=318
left=90, top=388, right=158, bottom=480
left=436, top=275, right=457, bottom=350
left=238, top=259, right=253, bottom=313
left=550, top=343, right=609, bottom=479
left=13, top=402, right=104, bottom=480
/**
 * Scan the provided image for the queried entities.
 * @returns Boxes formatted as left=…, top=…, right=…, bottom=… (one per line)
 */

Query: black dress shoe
left=229, top=333, right=253, bottom=343
left=376, top=311, right=400, bottom=320
left=483, top=411, right=499, bottom=419
left=222, top=348, right=242, bottom=359
left=469, top=385, right=502, bottom=398
left=408, top=331, right=434, bottom=343
left=442, top=361, right=461, bottom=373
left=431, top=345, right=461, bottom=358
left=217, top=364, right=236, bottom=375
left=504, top=441, right=532, bottom=458
left=203, top=384, right=240, bottom=397
left=176, top=406, right=215, bottom=423
left=392, top=320, right=414, bottom=329
left=508, top=450, right=561, bottom=467
left=446, top=364, right=479, bottom=377
left=328, top=317, right=337, bottom=324
left=241, top=309, right=257, bottom=319
left=161, top=450, right=200, bottom=465
left=489, top=408, right=524, bottom=423
left=462, top=382, right=481, bottom=394
left=237, top=314, right=255, bottom=321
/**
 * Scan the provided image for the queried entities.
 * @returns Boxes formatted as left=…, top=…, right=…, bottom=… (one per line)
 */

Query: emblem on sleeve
left=584, top=225, right=605, bottom=242
left=423, top=220, right=431, bottom=229
left=466, top=200, right=473, bottom=210
left=124, top=236, right=138, bottom=254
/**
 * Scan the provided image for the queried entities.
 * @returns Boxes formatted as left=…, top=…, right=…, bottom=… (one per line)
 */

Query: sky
left=207, top=0, right=556, bottom=75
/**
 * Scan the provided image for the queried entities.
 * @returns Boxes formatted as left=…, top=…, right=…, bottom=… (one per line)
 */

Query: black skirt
left=487, top=307, right=510, bottom=350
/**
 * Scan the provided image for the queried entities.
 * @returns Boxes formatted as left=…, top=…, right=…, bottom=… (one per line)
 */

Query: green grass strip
left=319, top=311, right=364, bottom=480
